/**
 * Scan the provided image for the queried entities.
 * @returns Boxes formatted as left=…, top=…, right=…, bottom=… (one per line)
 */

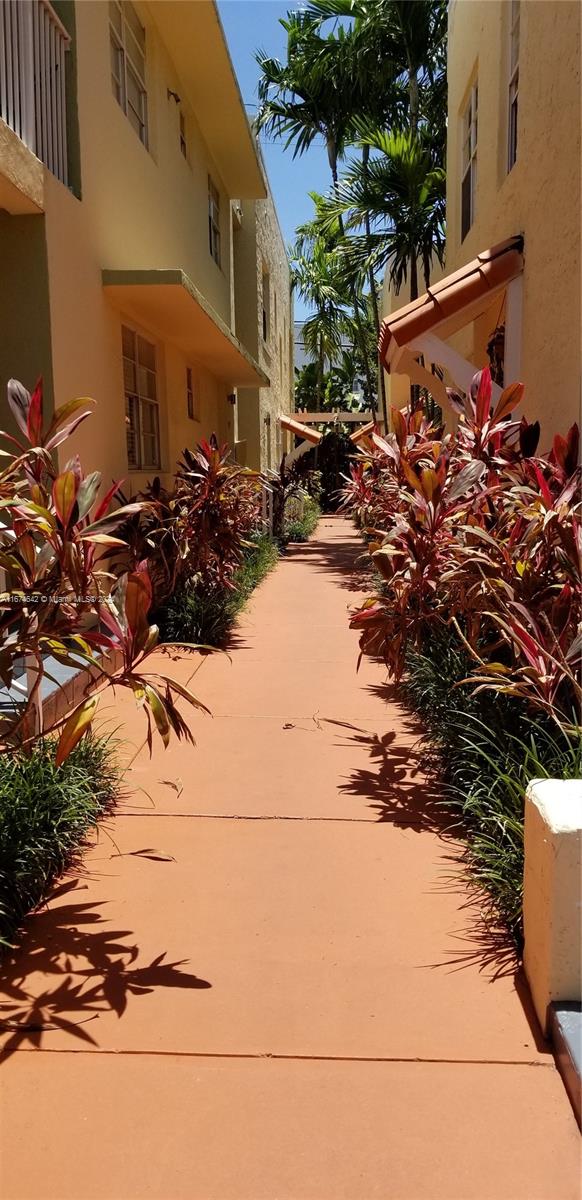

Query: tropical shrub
left=268, top=454, right=313, bottom=543
left=404, top=631, right=581, bottom=944
left=345, top=370, right=581, bottom=730
left=342, top=369, right=581, bottom=940
left=174, top=437, right=262, bottom=589
left=159, top=533, right=279, bottom=647
left=113, top=475, right=179, bottom=609
left=0, top=733, right=120, bottom=945
left=0, top=379, right=206, bottom=761
left=283, top=497, right=321, bottom=544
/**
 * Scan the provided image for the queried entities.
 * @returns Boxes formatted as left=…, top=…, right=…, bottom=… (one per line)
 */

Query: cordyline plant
left=174, top=436, right=262, bottom=588
left=267, top=454, right=312, bottom=543
left=113, top=475, right=180, bottom=609
left=344, top=368, right=581, bottom=731
left=0, top=379, right=208, bottom=763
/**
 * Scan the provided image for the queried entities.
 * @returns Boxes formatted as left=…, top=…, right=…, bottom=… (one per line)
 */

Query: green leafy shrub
left=159, top=534, right=279, bottom=648
left=342, top=372, right=581, bottom=944
left=0, top=735, right=121, bottom=946
left=283, top=498, right=321, bottom=545
left=404, top=630, right=581, bottom=944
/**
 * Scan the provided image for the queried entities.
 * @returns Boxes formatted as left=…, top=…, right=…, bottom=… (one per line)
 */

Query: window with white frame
left=208, top=177, right=221, bottom=266
left=508, top=0, right=520, bottom=170
left=122, top=325, right=160, bottom=469
left=109, top=1, right=148, bottom=147
left=461, top=82, right=478, bottom=241
left=186, top=366, right=200, bottom=421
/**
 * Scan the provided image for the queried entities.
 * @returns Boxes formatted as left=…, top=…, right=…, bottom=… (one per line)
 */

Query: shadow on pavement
left=0, top=877, right=211, bottom=1061
left=326, top=715, right=450, bottom=834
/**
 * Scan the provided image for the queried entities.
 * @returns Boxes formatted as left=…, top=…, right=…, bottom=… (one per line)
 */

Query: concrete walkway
left=0, top=517, right=579, bottom=1199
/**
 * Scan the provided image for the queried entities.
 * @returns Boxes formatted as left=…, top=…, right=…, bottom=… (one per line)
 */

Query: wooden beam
left=406, top=334, right=503, bottom=404
left=285, top=439, right=317, bottom=466
left=293, top=411, right=373, bottom=424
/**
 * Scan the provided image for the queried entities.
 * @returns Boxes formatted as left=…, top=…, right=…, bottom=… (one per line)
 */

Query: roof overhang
left=103, top=269, right=268, bottom=387
left=280, top=414, right=323, bottom=445
left=148, top=1, right=266, bottom=199
left=380, top=236, right=524, bottom=373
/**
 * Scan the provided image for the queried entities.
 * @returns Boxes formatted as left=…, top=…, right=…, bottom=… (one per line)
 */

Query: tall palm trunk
left=328, top=140, right=377, bottom=419
left=408, top=68, right=419, bottom=137
left=410, top=252, right=419, bottom=301
left=362, top=143, right=387, bottom=429
left=317, top=335, right=325, bottom=407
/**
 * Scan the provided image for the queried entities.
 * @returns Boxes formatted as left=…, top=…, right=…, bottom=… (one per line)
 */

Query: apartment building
left=381, top=0, right=581, bottom=439
left=0, top=0, right=293, bottom=487
left=233, top=190, right=294, bottom=471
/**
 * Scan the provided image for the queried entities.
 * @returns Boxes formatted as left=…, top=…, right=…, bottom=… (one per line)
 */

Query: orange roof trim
left=279, top=414, right=323, bottom=444
left=379, top=236, right=524, bottom=373
left=350, top=420, right=376, bottom=445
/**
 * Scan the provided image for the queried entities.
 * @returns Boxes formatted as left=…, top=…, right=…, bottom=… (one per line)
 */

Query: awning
left=380, top=236, right=524, bottom=374
left=103, top=269, right=268, bottom=388
left=279, top=414, right=323, bottom=445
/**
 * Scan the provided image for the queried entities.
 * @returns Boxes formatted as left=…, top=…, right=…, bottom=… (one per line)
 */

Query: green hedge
left=0, top=735, right=121, bottom=947
left=158, top=533, right=279, bottom=648
left=404, top=629, right=581, bottom=945
left=282, top=498, right=321, bottom=545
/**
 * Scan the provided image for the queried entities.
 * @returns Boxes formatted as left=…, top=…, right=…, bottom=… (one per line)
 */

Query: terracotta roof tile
left=279, top=414, right=323, bottom=444
left=350, top=420, right=375, bottom=444
left=380, top=236, right=524, bottom=372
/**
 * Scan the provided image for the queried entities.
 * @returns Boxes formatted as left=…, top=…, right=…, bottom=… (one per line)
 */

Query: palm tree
left=290, top=240, right=356, bottom=407
left=306, top=0, right=447, bottom=144
left=256, top=13, right=380, bottom=407
left=319, top=127, right=446, bottom=301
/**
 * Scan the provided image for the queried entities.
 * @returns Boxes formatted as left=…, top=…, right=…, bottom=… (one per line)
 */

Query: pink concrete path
left=0, top=517, right=579, bottom=1199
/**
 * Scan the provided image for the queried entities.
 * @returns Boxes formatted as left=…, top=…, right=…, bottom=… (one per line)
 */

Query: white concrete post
left=523, top=778, right=582, bottom=1034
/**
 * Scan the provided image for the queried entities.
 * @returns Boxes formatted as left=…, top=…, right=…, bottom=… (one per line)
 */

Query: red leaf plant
left=342, top=369, right=581, bottom=730
left=0, top=379, right=208, bottom=762
left=174, top=437, right=262, bottom=589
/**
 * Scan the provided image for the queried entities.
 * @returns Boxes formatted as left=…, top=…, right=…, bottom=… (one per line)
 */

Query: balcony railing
left=0, top=0, right=70, bottom=186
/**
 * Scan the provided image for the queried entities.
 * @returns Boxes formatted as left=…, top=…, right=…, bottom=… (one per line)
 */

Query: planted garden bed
left=342, top=370, right=581, bottom=944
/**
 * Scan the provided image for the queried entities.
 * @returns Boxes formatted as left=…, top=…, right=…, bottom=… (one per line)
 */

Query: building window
left=109, top=1, right=148, bottom=147
left=262, top=269, right=270, bottom=342
left=461, top=82, right=478, bottom=241
left=508, top=0, right=520, bottom=171
left=208, top=178, right=221, bottom=266
left=122, top=325, right=160, bottom=469
left=179, top=110, right=187, bottom=160
left=186, top=366, right=200, bottom=421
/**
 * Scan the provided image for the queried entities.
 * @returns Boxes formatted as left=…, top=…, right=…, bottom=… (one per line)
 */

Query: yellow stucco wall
left=381, top=1, right=581, bottom=441
left=446, top=0, right=581, bottom=438
left=0, top=0, right=289, bottom=496
left=73, top=1, right=233, bottom=328
left=235, top=193, right=293, bottom=471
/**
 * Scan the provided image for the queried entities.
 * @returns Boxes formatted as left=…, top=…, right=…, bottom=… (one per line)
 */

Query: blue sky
left=217, top=0, right=332, bottom=319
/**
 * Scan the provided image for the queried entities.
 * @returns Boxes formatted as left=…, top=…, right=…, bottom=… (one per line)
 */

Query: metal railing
left=0, top=0, right=70, bottom=185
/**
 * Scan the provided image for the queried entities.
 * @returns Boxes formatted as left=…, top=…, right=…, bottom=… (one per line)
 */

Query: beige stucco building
left=0, top=0, right=293, bottom=488
left=234, top=191, right=294, bottom=471
left=381, top=0, right=581, bottom=441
